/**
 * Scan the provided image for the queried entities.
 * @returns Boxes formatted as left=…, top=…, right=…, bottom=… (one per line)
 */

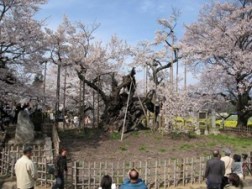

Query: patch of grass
left=154, top=134, right=163, bottom=141
left=119, top=145, right=128, bottom=151
left=170, top=131, right=182, bottom=139
left=208, top=142, right=217, bottom=147
left=138, top=145, right=148, bottom=152
left=179, top=143, right=193, bottom=150
left=187, top=131, right=197, bottom=139
left=131, top=131, right=140, bottom=137
left=207, top=134, right=252, bottom=152
left=159, top=148, right=166, bottom=153
left=143, top=130, right=152, bottom=136
left=109, top=132, right=121, bottom=140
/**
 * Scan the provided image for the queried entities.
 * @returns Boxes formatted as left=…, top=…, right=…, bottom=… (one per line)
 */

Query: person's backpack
left=47, top=164, right=55, bottom=175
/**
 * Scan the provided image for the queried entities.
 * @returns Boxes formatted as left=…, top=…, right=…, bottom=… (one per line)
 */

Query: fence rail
left=1, top=145, right=251, bottom=189
left=220, top=126, right=252, bottom=133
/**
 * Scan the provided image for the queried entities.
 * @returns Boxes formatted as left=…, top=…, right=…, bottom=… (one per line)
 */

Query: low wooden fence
left=0, top=145, right=251, bottom=188
left=220, top=126, right=252, bottom=133
left=0, top=144, right=55, bottom=187
left=71, top=157, right=211, bottom=189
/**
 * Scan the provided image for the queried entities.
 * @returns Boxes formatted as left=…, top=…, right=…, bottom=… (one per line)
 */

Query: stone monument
left=15, top=109, right=35, bottom=144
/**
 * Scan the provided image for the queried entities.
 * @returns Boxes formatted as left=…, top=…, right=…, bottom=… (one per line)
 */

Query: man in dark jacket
left=52, top=148, right=68, bottom=189
left=120, top=168, right=147, bottom=189
left=205, top=150, right=225, bottom=189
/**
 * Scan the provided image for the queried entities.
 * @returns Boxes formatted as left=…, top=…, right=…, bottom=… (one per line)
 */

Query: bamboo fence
left=1, top=146, right=251, bottom=189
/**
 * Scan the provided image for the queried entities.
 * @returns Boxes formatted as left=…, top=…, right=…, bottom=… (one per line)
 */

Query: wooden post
left=154, top=160, right=158, bottom=189
left=123, top=161, right=126, bottom=182
left=173, top=160, right=176, bottom=187
left=45, top=158, right=47, bottom=185
left=88, top=162, right=91, bottom=189
left=144, top=161, right=148, bottom=185
left=199, top=157, right=202, bottom=183
left=164, top=160, right=167, bottom=188
left=191, top=158, right=194, bottom=184
left=168, top=159, right=171, bottom=188
left=182, top=158, right=185, bottom=185
left=121, top=80, right=133, bottom=141
left=73, top=161, right=77, bottom=189
left=94, top=162, right=96, bottom=189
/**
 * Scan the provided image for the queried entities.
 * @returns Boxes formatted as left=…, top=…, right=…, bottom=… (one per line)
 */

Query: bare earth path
left=59, top=129, right=252, bottom=162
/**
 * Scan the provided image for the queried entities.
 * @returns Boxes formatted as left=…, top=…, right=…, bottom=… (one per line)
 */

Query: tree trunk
left=236, top=91, right=252, bottom=127
left=77, top=68, right=152, bottom=132
left=82, top=77, right=86, bottom=129
left=63, top=67, right=67, bottom=129
left=55, top=64, right=61, bottom=120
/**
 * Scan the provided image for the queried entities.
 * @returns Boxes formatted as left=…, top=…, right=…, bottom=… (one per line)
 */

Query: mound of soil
left=59, top=129, right=252, bottom=162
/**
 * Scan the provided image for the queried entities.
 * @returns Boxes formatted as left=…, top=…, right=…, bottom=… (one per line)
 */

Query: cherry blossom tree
left=131, top=11, right=186, bottom=130
left=134, top=10, right=181, bottom=88
left=182, top=0, right=252, bottom=127
left=67, top=23, right=139, bottom=130
left=0, top=0, right=47, bottom=111
left=45, top=17, right=148, bottom=131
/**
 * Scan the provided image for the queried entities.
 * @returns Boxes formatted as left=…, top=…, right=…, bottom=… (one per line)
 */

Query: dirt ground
left=59, top=129, right=252, bottom=162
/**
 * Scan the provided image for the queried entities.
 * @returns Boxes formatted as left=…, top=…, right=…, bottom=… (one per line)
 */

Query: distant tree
left=182, top=0, right=252, bottom=127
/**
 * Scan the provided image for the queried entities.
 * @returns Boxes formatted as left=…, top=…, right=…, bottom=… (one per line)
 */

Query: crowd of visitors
left=14, top=145, right=248, bottom=189
left=205, top=149, right=245, bottom=189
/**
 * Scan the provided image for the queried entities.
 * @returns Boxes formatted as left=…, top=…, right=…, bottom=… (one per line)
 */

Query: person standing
left=221, top=149, right=233, bottom=176
left=232, top=154, right=243, bottom=180
left=99, top=175, right=116, bottom=189
left=15, top=146, right=37, bottom=189
left=221, top=148, right=234, bottom=188
left=52, top=148, right=68, bottom=189
left=120, top=168, right=147, bottom=189
left=205, top=150, right=225, bottom=189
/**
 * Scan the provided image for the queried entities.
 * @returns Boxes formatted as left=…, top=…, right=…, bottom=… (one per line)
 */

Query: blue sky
left=36, top=0, right=206, bottom=43
left=36, top=0, right=207, bottom=84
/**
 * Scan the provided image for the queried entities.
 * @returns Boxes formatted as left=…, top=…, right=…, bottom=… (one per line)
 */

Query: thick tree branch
left=77, top=71, right=108, bottom=103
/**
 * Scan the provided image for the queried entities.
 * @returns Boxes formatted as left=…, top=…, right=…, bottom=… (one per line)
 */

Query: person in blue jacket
left=120, top=168, right=147, bottom=189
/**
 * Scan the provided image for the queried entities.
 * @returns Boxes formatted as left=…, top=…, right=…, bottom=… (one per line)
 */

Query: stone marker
left=15, top=110, right=35, bottom=144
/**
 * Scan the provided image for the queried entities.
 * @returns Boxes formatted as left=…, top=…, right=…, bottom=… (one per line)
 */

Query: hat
left=23, top=145, right=33, bottom=154
left=223, top=148, right=231, bottom=155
